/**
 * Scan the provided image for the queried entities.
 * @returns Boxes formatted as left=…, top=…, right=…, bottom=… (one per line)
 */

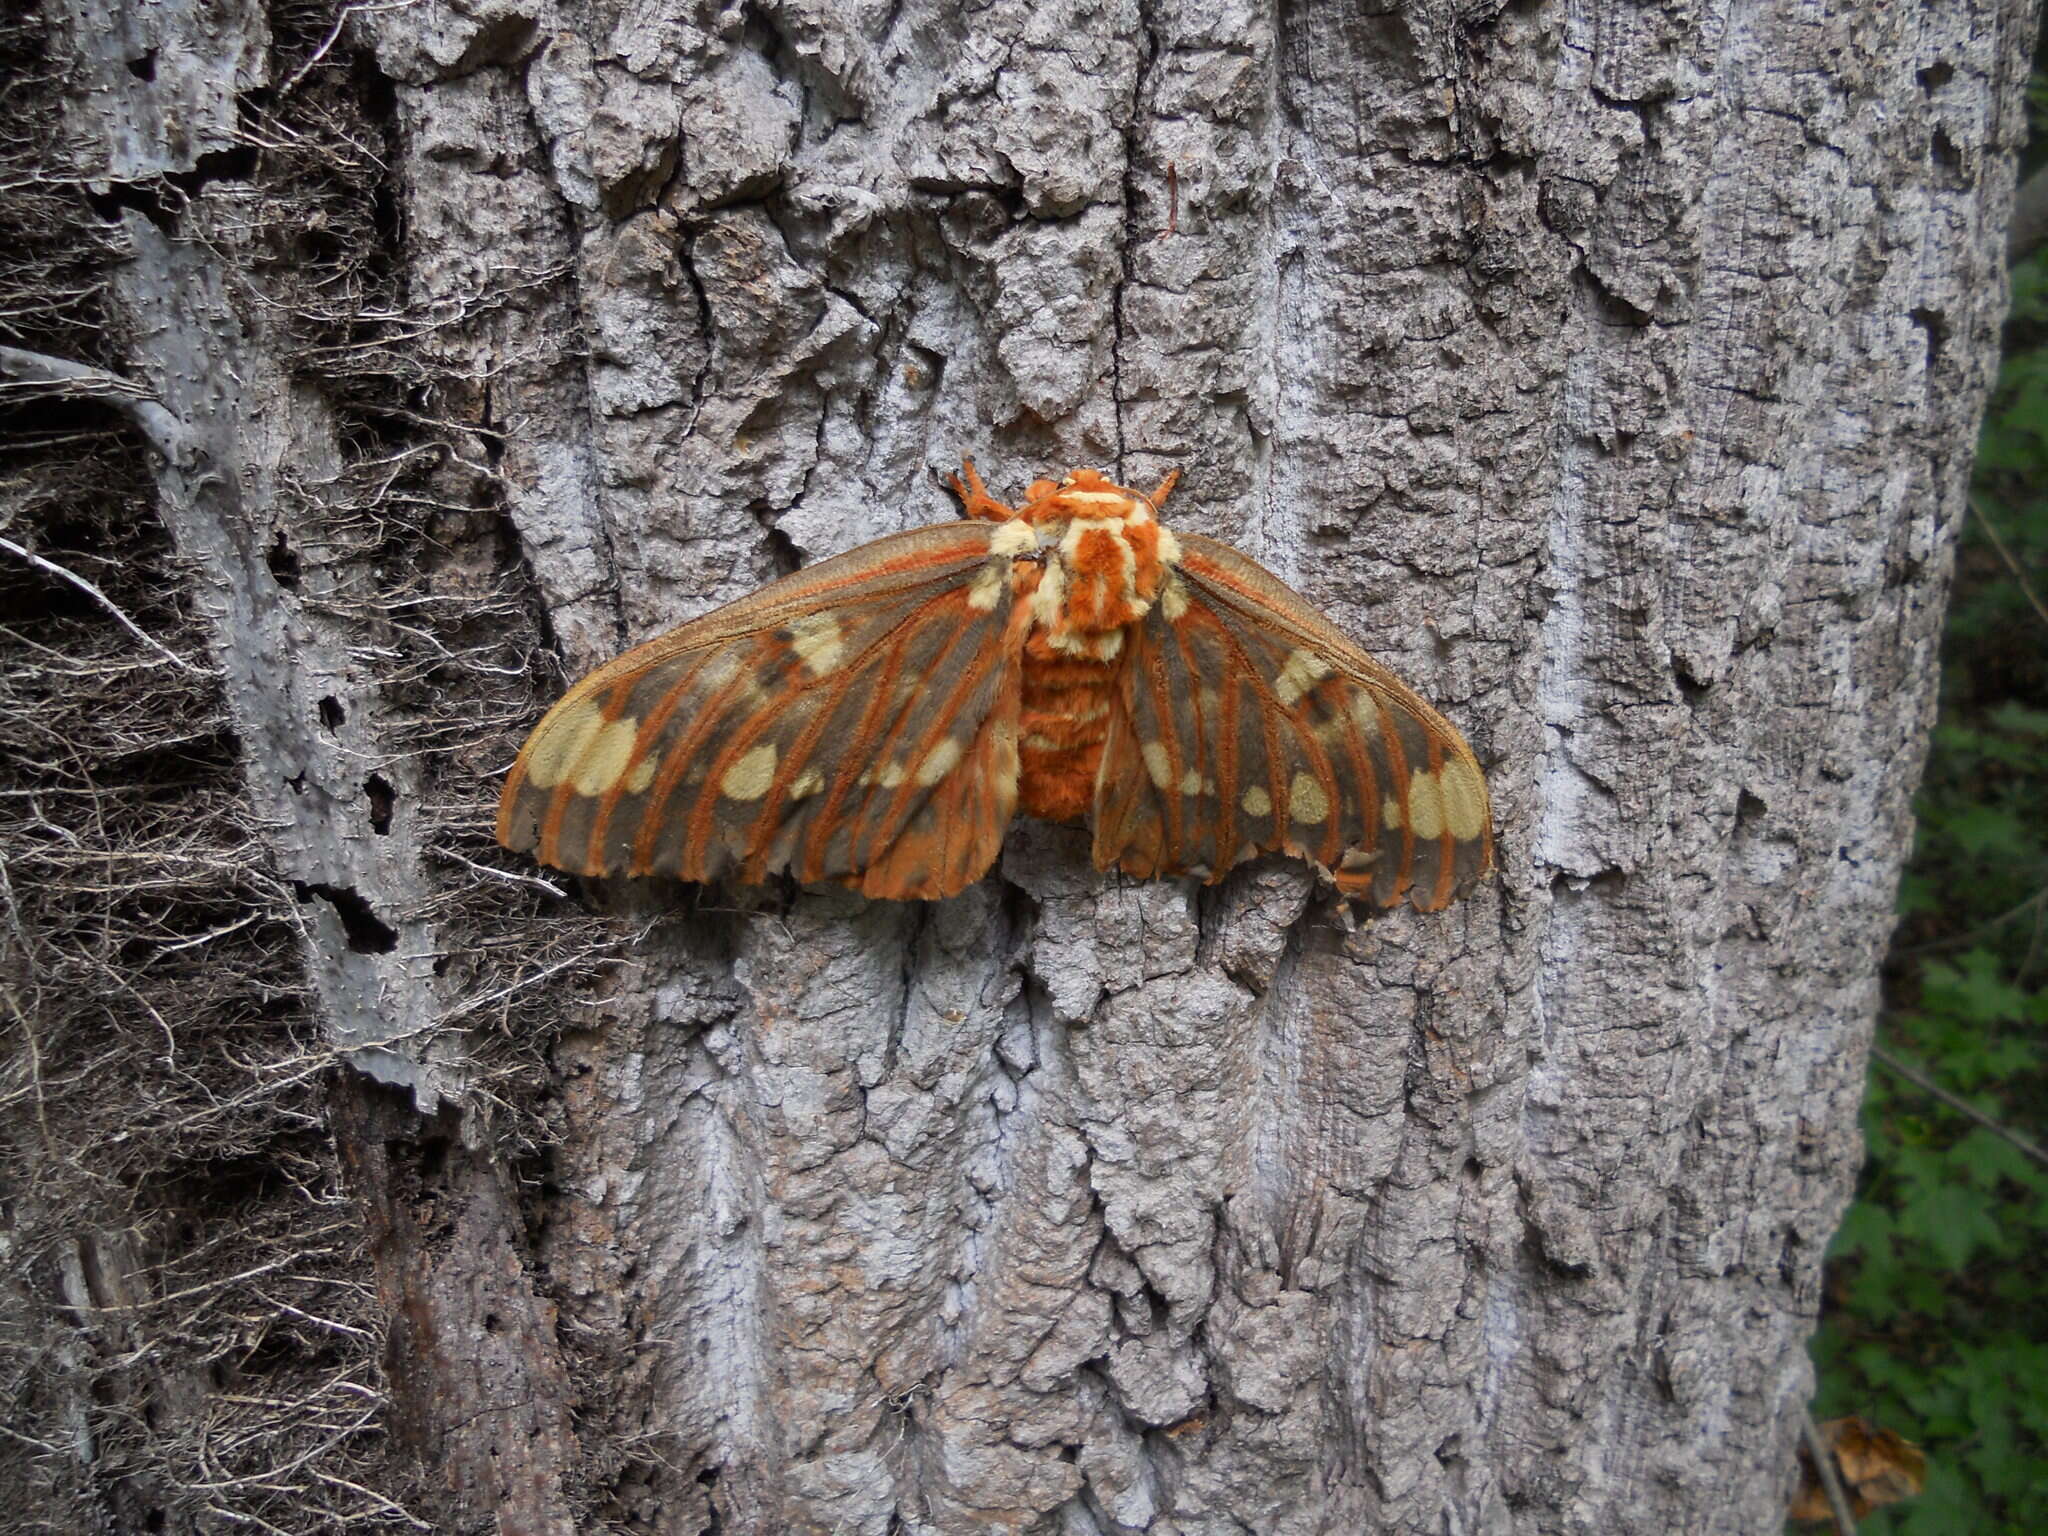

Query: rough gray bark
left=26, top=0, right=2036, bottom=1532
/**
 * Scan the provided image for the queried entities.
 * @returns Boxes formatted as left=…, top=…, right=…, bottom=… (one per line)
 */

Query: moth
left=497, top=463, right=1493, bottom=910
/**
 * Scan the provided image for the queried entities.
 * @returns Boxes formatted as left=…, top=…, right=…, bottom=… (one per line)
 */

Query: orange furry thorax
left=955, top=465, right=1185, bottom=824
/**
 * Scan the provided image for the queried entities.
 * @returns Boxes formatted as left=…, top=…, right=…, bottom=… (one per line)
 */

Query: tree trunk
left=11, top=0, right=2034, bottom=1531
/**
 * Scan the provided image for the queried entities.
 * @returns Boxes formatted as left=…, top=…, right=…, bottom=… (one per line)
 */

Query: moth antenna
left=1146, top=468, right=1181, bottom=513
left=950, top=457, right=1017, bottom=522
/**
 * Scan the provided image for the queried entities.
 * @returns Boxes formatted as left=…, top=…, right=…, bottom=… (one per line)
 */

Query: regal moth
left=496, top=462, right=1494, bottom=910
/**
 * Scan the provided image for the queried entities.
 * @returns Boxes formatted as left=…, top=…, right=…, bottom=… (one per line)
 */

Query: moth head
left=1019, top=468, right=1155, bottom=531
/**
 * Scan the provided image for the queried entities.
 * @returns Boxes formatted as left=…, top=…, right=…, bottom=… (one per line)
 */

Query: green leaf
left=1944, top=805, right=2030, bottom=859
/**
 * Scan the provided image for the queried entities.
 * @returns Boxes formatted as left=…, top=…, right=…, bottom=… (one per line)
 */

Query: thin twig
left=1801, top=1409, right=1859, bottom=1535
left=1872, top=1041, right=2048, bottom=1171
left=1890, top=886, right=2048, bottom=957
left=1969, top=495, right=2048, bottom=630
left=0, top=536, right=202, bottom=672
left=428, top=843, right=569, bottom=898
left=278, top=1, right=415, bottom=97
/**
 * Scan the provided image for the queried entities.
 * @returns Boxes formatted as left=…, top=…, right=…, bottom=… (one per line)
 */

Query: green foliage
left=1808, top=96, right=2048, bottom=1531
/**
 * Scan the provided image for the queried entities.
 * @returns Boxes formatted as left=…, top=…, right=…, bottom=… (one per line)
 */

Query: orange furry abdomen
left=1016, top=635, right=1117, bottom=823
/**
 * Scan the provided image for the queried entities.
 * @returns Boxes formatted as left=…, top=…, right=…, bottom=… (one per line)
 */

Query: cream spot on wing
left=1351, top=692, right=1383, bottom=734
left=570, top=715, right=639, bottom=795
left=1241, top=784, right=1272, bottom=818
left=967, top=561, right=1009, bottom=612
left=1407, top=770, right=1446, bottom=840
left=1439, top=757, right=1489, bottom=841
left=696, top=650, right=743, bottom=696
left=789, top=766, right=825, bottom=799
left=1382, top=795, right=1403, bottom=830
left=989, top=519, right=1038, bottom=558
left=1289, top=772, right=1330, bottom=824
left=1180, top=768, right=1203, bottom=796
left=624, top=755, right=657, bottom=795
left=878, top=761, right=907, bottom=789
left=1141, top=741, right=1173, bottom=790
left=787, top=613, right=844, bottom=676
left=1160, top=570, right=1189, bottom=620
left=522, top=702, right=603, bottom=790
left=719, top=742, right=779, bottom=801
left=1274, top=648, right=1334, bottom=707
left=916, top=737, right=964, bottom=786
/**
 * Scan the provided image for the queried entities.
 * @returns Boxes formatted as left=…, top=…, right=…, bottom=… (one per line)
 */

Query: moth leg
left=1147, top=468, right=1181, bottom=514
left=951, top=457, right=1019, bottom=523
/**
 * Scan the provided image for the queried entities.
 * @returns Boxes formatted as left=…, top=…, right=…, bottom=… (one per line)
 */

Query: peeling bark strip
left=48, top=0, right=595, bottom=1527
left=47, top=0, right=2035, bottom=1530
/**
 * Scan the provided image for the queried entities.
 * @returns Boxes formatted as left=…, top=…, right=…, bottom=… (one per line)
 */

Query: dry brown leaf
left=1791, top=1416, right=1929, bottom=1522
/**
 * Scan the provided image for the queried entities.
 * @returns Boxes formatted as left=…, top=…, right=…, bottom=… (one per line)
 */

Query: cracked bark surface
left=46, top=0, right=2035, bottom=1530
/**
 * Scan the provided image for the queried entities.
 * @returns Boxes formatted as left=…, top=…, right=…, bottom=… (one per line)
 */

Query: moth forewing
left=497, top=521, right=1027, bottom=892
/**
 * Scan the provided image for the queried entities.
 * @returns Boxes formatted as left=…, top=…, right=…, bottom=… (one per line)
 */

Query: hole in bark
left=1931, top=127, right=1961, bottom=172
left=1910, top=307, right=1947, bottom=368
left=291, top=881, right=398, bottom=954
left=482, top=1312, right=501, bottom=1333
left=86, top=147, right=260, bottom=231
left=266, top=530, right=302, bottom=588
left=126, top=50, right=157, bottom=81
left=1673, top=656, right=1712, bottom=707
left=286, top=772, right=307, bottom=795
left=318, top=695, right=345, bottom=731
left=365, top=773, right=394, bottom=833
left=85, top=181, right=174, bottom=233
left=753, top=517, right=803, bottom=579
left=1583, top=269, right=1653, bottom=327
left=697, top=1466, right=724, bottom=1533
left=1917, top=60, right=1953, bottom=91
left=1733, top=788, right=1768, bottom=837
left=185, top=144, right=259, bottom=188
